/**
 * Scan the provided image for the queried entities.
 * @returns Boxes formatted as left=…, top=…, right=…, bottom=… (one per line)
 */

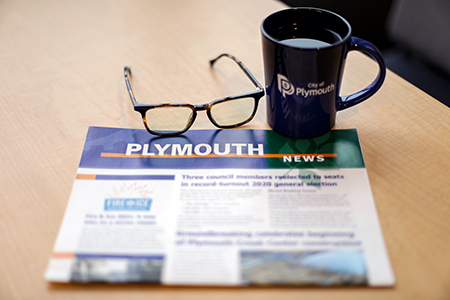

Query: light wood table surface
left=1, top=0, right=450, bottom=299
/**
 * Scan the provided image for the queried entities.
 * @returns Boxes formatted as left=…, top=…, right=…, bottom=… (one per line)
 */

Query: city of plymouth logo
left=277, top=74, right=335, bottom=99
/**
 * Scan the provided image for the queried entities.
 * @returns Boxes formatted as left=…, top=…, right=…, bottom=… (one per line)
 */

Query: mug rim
left=261, top=7, right=352, bottom=50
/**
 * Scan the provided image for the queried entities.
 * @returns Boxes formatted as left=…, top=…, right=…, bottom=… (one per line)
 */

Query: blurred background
left=279, top=0, right=450, bottom=108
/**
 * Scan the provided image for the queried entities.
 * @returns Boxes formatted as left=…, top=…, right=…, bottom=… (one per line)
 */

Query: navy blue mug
left=261, top=8, right=386, bottom=138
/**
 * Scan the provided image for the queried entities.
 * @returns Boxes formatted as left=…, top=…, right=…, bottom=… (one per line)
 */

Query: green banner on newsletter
left=265, top=129, right=365, bottom=169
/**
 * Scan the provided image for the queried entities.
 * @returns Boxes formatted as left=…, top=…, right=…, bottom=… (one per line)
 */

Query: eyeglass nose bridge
left=193, top=103, right=212, bottom=111
left=192, top=103, right=219, bottom=128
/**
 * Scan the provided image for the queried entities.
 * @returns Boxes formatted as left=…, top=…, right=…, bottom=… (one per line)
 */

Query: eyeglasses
left=124, top=53, right=264, bottom=136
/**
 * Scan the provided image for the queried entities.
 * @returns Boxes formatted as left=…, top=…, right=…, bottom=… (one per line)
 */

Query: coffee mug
left=261, top=8, right=386, bottom=139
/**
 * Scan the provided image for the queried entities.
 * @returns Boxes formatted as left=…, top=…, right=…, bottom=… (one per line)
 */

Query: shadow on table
left=46, top=282, right=391, bottom=291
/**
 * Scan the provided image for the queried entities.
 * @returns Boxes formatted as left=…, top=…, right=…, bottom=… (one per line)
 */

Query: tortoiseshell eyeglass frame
left=124, top=53, right=265, bottom=136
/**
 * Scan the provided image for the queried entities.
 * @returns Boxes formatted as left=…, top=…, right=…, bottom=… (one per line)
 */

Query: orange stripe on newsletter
left=76, top=174, right=97, bottom=180
left=52, top=252, right=75, bottom=258
left=263, top=153, right=337, bottom=158
left=101, top=153, right=337, bottom=158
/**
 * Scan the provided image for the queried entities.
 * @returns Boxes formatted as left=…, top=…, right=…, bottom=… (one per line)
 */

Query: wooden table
left=1, top=0, right=450, bottom=299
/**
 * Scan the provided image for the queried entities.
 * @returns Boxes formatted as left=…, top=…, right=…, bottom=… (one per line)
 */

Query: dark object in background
left=384, top=0, right=450, bottom=107
left=278, top=0, right=450, bottom=107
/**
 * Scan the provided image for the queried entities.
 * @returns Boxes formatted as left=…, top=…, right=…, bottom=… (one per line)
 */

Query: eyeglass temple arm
left=123, top=66, right=141, bottom=107
left=125, top=54, right=262, bottom=106
left=209, top=53, right=263, bottom=91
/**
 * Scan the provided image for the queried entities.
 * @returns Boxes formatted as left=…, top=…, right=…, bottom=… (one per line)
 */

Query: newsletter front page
left=45, top=127, right=394, bottom=286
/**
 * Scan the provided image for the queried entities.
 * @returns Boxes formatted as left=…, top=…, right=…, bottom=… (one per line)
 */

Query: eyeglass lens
left=210, top=97, right=255, bottom=127
left=145, top=106, right=194, bottom=135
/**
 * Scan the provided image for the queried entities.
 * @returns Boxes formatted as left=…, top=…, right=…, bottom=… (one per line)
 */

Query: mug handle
left=337, top=37, right=386, bottom=110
